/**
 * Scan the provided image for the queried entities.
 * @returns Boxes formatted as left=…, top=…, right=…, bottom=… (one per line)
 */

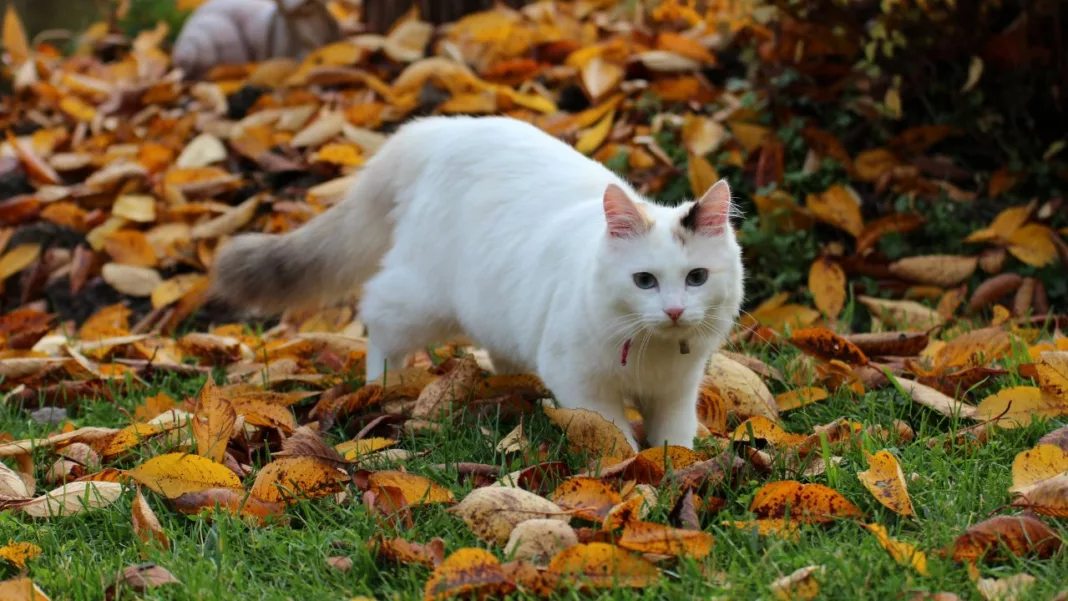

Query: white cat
left=211, top=116, right=745, bottom=451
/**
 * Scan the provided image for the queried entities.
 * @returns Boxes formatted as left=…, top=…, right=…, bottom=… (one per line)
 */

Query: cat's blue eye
left=686, top=268, right=709, bottom=286
left=632, top=272, right=658, bottom=289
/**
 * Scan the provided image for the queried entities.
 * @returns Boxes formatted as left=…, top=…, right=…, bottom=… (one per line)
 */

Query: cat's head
left=595, top=179, right=744, bottom=342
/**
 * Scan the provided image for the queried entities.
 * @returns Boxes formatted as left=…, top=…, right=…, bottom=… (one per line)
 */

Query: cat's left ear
left=681, top=179, right=732, bottom=236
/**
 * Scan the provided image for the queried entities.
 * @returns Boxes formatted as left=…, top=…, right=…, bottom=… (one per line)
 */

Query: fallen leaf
left=617, top=521, right=713, bottom=559
left=542, top=403, right=635, bottom=459
left=191, top=376, right=235, bottom=463
left=411, top=355, right=481, bottom=420
left=858, top=296, right=944, bottom=330
left=977, top=386, right=1067, bottom=428
left=124, top=453, right=241, bottom=498
left=250, top=457, right=348, bottom=503
left=375, top=537, right=446, bottom=568
left=547, top=542, right=659, bottom=589
left=976, top=573, right=1035, bottom=601
left=1007, top=224, right=1058, bottom=267
left=367, top=471, right=454, bottom=507
left=504, top=519, right=579, bottom=565
left=949, top=515, right=1061, bottom=563
left=0, top=577, right=50, bottom=601
left=770, top=565, right=823, bottom=601
left=1011, top=472, right=1068, bottom=517
left=725, top=519, right=801, bottom=541
left=808, top=258, right=847, bottom=317
left=893, top=377, right=979, bottom=419
left=16, top=481, right=123, bottom=518
left=862, top=523, right=927, bottom=575
left=856, top=450, right=914, bottom=516
left=806, top=185, right=863, bottom=237
left=104, top=564, right=180, bottom=600
left=705, top=353, right=779, bottom=422
left=750, top=481, right=863, bottom=523
left=1010, top=444, right=1068, bottom=492
left=775, top=387, right=830, bottom=412
left=450, top=486, right=568, bottom=545
left=889, top=255, right=978, bottom=287
left=0, top=542, right=41, bottom=569
left=549, top=477, right=622, bottom=522
left=131, top=487, right=169, bottom=550
left=424, top=548, right=515, bottom=601
left=789, top=328, right=869, bottom=365
left=171, top=488, right=285, bottom=524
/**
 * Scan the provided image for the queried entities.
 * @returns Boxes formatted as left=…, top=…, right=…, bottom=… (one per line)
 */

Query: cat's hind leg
left=360, top=268, right=454, bottom=382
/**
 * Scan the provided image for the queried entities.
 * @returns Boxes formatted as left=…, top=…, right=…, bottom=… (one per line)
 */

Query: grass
left=2, top=337, right=1066, bottom=601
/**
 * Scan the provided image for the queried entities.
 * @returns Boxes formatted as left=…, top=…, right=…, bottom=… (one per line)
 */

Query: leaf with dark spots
left=669, top=488, right=701, bottom=530
left=949, top=515, right=1062, bottom=563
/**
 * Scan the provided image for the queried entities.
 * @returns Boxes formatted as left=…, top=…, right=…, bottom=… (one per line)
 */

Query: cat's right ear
left=603, top=184, right=649, bottom=239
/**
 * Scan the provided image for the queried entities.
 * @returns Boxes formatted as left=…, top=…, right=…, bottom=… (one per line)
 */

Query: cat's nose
left=664, top=307, right=684, bottom=323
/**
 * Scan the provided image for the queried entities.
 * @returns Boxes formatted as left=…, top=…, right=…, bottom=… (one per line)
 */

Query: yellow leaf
left=977, top=386, right=1068, bottom=428
left=729, top=122, right=771, bottom=153
left=367, top=470, right=454, bottom=506
left=862, top=523, right=928, bottom=575
left=0, top=244, right=41, bottom=282
left=1007, top=224, right=1058, bottom=267
left=806, top=185, right=864, bottom=237
left=335, top=437, right=396, bottom=461
left=2, top=5, right=30, bottom=67
left=0, top=542, right=41, bottom=569
left=59, top=96, right=97, bottom=123
left=97, top=423, right=166, bottom=458
left=151, top=274, right=208, bottom=309
left=1010, top=444, right=1068, bottom=492
left=574, top=109, right=615, bottom=155
left=124, top=453, right=242, bottom=498
left=857, top=450, right=914, bottom=516
left=687, top=153, right=719, bottom=197
left=808, top=258, right=846, bottom=317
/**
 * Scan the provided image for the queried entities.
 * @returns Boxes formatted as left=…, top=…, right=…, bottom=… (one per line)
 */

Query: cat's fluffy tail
left=209, top=156, right=396, bottom=314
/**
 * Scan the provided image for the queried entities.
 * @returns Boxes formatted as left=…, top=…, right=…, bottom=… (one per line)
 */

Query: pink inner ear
left=603, top=184, right=647, bottom=238
left=691, top=180, right=732, bottom=236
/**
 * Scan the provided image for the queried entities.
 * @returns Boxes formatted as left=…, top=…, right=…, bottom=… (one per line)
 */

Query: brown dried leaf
left=131, top=487, right=169, bottom=550
left=949, top=515, right=1061, bottom=563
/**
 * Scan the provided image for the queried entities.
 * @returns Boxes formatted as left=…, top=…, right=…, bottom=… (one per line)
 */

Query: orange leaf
left=750, top=480, right=863, bottom=523
left=788, top=327, right=869, bottom=365
left=550, top=477, right=621, bottom=522
left=855, top=213, right=926, bottom=253
left=2, top=4, right=30, bottom=66
left=424, top=548, right=515, bottom=601
left=1007, top=224, right=1058, bottom=267
left=249, top=456, right=348, bottom=504
left=687, top=153, right=719, bottom=197
left=546, top=543, right=659, bottom=589
left=105, top=230, right=157, bottom=267
left=617, top=521, right=713, bottom=558
left=949, top=515, right=1061, bottom=563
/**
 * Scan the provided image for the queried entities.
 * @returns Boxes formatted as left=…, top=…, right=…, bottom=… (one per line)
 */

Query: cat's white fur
left=212, top=116, right=744, bottom=451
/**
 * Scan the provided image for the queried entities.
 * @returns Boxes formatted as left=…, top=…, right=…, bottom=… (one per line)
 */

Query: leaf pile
left=0, top=1, right=1066, bottom=599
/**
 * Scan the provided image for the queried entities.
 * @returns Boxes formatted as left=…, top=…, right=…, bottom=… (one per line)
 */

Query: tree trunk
left=362, top=0, right=528, bottom=33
